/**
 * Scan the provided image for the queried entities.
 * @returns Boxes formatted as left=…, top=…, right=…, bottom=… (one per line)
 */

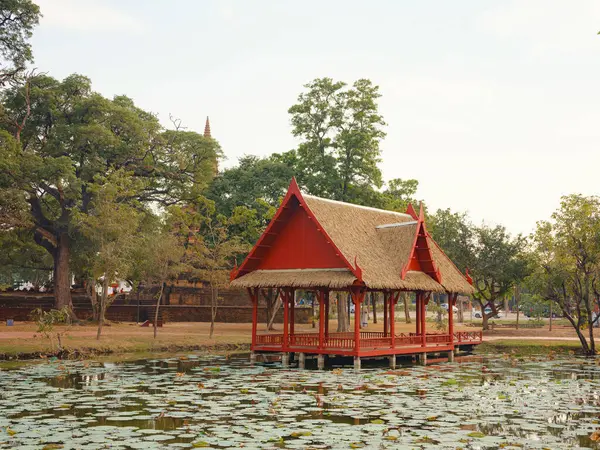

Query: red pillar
left=448, top=293, right=455, bottom=346
left=383, top=292, right=388, bottom=337
left=352, top=289, right=362, bottom=355
left=290, top=290, right=295, bottom=336
left=249, top=288, right=258, bottom=349
left=390, top=292, right=396, bottom=349
left=324, top=290, right=330, bottom=338
left=283, top=290, right=289, bottom=351
left=318, top=291, right=325, bottom=349
left=416, top=292, right=421, bottom=335
left=421, top=293, right=427, bottom=347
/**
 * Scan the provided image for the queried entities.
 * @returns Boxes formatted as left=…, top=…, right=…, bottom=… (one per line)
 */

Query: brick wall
left=0, top=303, right=312, bottom=324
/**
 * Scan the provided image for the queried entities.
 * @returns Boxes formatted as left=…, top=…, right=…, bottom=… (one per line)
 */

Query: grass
left=476, top=339, right=583, bottom=356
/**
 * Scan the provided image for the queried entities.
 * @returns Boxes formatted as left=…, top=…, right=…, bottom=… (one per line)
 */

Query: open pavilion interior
left=230, top=179, right=481, bottom=369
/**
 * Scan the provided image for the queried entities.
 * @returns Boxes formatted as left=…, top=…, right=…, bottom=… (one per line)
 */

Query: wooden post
left=352, top=288, right=363, bottom=355
left=390, top=292, right=396, bottom=349
left=416, top=292, right=421, bottom=335
left=324, top=290, right=330, bottom=338
left=383, top=292, right=388, bottom=337
left=290, top=289, right=295, bottom=336
left=448, top=293, right=455, bottom=346
left=283, top=290, right=289, bottom=351
left=248, top=288, right=258, bottom=349
left=372, top=292, right=377, bottom=324
left=318, top=290, right=325, bottom=349
left=421, top=292, right=427, bottom=347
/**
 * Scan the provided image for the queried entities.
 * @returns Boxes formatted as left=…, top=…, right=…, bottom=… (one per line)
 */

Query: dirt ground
left=0, top=318, right=583, bottom=357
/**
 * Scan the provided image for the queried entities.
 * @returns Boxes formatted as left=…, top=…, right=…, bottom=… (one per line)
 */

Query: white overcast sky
left=31, top=0, right=600, bottom=235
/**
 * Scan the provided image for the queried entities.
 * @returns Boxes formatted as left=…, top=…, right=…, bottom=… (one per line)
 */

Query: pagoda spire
left=204, top=116, right=211, bottom=138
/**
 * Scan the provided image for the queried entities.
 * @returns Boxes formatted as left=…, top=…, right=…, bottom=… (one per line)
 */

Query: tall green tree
left=0, top=74, right=221, bottom=309
left=470, top=225, right=529, bottom=330
left=288, top=77, right=386, bottom=203
left=529, top=194, right=600, bottom=355
left=429, top=208, right=474, bottom=272
left=0, top=0, right=40, bottom=84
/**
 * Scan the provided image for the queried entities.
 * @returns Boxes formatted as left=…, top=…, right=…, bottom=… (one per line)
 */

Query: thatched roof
left=230, top=179, right=474, bottom=294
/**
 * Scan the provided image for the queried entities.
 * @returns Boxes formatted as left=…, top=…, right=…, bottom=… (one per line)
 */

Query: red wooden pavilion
left=230, top=179, right=481, bottom=369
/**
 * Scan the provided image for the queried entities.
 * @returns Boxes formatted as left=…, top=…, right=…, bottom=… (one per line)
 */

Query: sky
left=30, top=0, right=600, bottom=235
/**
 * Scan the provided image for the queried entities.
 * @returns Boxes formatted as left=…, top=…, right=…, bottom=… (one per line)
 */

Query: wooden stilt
left=353, top=290, right=361, bottom=355
left=383, top=292, right=388, bottom=337
left=421, top=292, right=427, bottom=347
left=290, top=290, right=295, bottom=336
left=248, top=288, right=258, bottom=350
left=318, top=290, right=325, bottom=349
left=283, top=290, right=289, bottom=351
left=416, top=292, right=421, bottom=335
left=324, top=290, right=330, bottom=338
left=448, top=293, right=455, bottom=347
left=390, top=292, right=396, bottom=349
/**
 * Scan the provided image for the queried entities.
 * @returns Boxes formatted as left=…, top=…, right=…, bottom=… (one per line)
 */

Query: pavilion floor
left=253, top=330, right=482, bottom=357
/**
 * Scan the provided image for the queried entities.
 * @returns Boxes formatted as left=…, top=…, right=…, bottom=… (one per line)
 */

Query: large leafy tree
left=288, top=77, right=386, bottom=203
left=470, top=225, right=530, bottom=330
left=0, top=74, right=221, bottom=309
left=0, top=0, right=40, bottom=84
left=529, top=195, right=600, bottom=355
left=428, top=208, right=474, bottom=272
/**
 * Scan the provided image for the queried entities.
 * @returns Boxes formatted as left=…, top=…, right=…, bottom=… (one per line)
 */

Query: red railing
left=325, top=337, right=354, bottom=349
left=256, top=334, right=284, bottom=345
left=255, top=331, right=482, bottom=349
left=454, top=331, right=483, bottom=344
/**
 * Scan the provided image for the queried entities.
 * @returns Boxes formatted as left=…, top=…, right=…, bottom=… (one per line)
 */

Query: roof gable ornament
left=400, top=202, right=442, bottom=284
left=465, top=268, right=473, bottom=285
left=231, top=178, right=361, bottom=282
left=354, top=256, right=363, bottom=283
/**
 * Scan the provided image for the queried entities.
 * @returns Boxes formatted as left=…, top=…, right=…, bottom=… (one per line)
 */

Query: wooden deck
left=253, top=330, right=482, bottom=357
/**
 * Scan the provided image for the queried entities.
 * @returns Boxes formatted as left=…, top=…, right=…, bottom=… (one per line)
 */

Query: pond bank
left=476, top=339, right=584, bottom=356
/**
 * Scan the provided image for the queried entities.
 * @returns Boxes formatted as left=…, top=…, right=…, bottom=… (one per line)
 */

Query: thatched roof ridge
left=230, top=179, right=473, bottom=294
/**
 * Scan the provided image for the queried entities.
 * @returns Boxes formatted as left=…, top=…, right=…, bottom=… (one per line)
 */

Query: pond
left=0, top=353, right=599, bottom=449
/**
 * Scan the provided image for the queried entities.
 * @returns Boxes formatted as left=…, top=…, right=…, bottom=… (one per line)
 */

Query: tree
left=288, top=77, right=386, bottom=203
left=428, top=208, right=474, bottom=273
left=470, top=225, right=529, bottom=330
left=0, top=74, right=220, bottom=309
left=171, top=198, right=247, bottom=338
left=529, top=195, right=600, bottom=355
left=0, top=0, right=40, bottom=84
left=130, top=225, right=183, bottom=339
left=73, top=171, right=144, bottom=340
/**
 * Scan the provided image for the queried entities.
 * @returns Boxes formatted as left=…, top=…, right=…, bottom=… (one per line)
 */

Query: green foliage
left=428, top=208, right=474, bottom=272
left=288, top=77, right=386, bottom=203
left=30, top=306, right=71, bottom=351
left=529, top=194, right=600, bottom=354
left=0, top=0, right=40, bottom=83
left=0, top=73, right=220, bottom=306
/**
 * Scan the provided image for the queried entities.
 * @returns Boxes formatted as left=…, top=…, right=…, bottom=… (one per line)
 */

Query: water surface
left=0, top=353, right=599, bottom=449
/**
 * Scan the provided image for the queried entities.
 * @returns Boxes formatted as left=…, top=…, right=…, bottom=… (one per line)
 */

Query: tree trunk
left=153, top=282, right=165, bottom=339
left=267, top=292, right=282, bottom=331
left=549, top=301, right=553, bottom=331
left=53, top=233, right=73, bottom=311
left=403, top=293, right=411, bottom=323
left=96, top=278, right=109, bottom=340
left=336, top=293, right=349, bottom=332
left=209, top=285, right=218, bottom=338
left=371, top=292, right=377, bottom=324
left=457, top=295, right=464, bottom=323
left=87, top=277, right=99, bottom=321
left=264, top=289, right=276, bottom=330
left=515, top=286, right=520, bottom=330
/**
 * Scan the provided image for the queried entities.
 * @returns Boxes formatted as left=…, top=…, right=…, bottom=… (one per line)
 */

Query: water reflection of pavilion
left=230, top=179, right=481, bottom=369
